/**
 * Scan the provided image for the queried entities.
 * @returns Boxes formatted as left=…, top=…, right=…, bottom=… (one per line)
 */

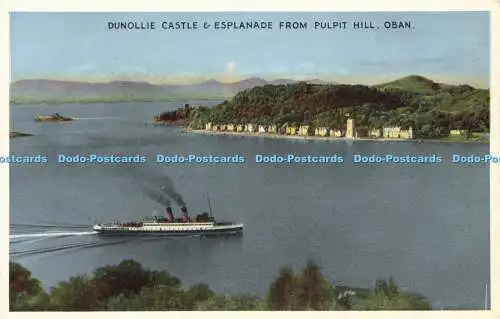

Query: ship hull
left=93, top=225, right=243, bottom=237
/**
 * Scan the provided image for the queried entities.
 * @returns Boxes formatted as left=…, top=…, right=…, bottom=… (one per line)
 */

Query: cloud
left=226, top=61, right=236, bottom=73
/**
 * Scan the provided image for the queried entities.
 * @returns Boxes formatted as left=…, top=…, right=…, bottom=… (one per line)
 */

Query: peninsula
left=184, top=75, right=489, bottom=143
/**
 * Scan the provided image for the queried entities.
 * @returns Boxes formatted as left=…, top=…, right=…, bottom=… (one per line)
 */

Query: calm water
left=9, top=102, right=490, bottom=310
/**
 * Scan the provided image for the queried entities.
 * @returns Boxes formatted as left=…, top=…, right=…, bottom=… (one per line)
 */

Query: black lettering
left=279, top=21, right=307, bottom=29
left=314, top=21, right=347, bottom=29
left=106, top=21, right=156, bottom=30
left=214, top=21, right=272, bottom=30
left=384, top=20, right=412, bottom=29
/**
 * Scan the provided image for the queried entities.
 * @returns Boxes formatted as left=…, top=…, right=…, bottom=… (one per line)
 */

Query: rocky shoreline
left=10, top=131, right=33, bottom=138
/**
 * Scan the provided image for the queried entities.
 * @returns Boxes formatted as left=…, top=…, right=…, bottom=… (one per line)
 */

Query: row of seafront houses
left=204, top=119, right=419, bottom=139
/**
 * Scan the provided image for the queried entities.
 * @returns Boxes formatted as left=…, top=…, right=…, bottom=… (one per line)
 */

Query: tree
left=92, top=259, right=151, bottom=302
left=266, top=267, right=297, bottom=310
left=147, top=270, right=181, bottom=288
left=49, top=276, right=99, bottom=310
left=374, top=278, right=398, bottom=298
left=224, top=294, right=262, bottom=310
left=180, top=283, right=216, bottom=309
left=9, top=262, right=47, bottom=310
left=296, top=260, right=332, bottom=310
left=10, top=259, right=435, bottom=311
left=352, top=278, right=431, bottom=310
left=193, top=295, right=230, bottom=310
left=10, top=262, right=41, bottom=295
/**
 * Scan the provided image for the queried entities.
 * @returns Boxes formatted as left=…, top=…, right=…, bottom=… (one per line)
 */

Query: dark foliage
left=185, top=77, right=489, bottom=137
left=10, top=259, right=432, bottom=311
left=154, top=104, right=192, bottom=123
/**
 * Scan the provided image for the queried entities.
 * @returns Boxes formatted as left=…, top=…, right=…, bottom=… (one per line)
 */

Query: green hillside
left=375, top=75, right=443, bottom=94
left=188, top=75, right=489, bottom=138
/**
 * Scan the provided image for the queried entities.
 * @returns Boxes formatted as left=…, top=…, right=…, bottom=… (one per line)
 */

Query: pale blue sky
left=10, top=12, right=489, bottom=86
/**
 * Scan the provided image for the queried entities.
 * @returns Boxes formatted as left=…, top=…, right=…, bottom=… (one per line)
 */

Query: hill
left=10, top=78, right=338, bottom=104
left=188, top=75, right=489, bottom=137
left=375, top=75, right=443, bottom=94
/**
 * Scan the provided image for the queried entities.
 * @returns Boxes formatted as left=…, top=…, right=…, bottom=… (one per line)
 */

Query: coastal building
left=369, top=128, right=382, bottom=138
left=315, top=127, right=330, bottom=137
left=226, top=124, right=236, bottom=132
left=346, top=119, right=356, bottom=138
left=258, top=125, right=267, bottom=133
left=220, top=124, right=227, bottom=131
left=236, top=124, right=244, bottom=132
left=299, top=125, right=311, bottom=136
left=450, top=129, right=466, bottom=136
left=246, top=124, right=257, bottom=133
left=383, top=126, right=414, bottom=139
left=268, top=125, right=278, bottom=134
left=211, top=125, right=220, bottom=132
left=287, top=126, right=297, bottom=135
left=400, top=127, right=414, bottom=139
left=205, top=122, right=212, bottom=131
left=330, top=129, right=343, bottom=137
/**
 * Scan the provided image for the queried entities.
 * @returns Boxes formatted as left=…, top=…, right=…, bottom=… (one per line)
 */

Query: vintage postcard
left=5, top=3, right=497, bottom=316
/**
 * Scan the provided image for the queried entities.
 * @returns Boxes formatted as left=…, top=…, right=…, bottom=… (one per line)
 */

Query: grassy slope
left=375, top=75, right=488, bottom=112
left=374, top=75, right=442, bottom=94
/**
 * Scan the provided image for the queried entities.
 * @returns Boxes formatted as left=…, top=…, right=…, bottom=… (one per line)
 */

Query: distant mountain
left=10, top=77, right=339, bottom=104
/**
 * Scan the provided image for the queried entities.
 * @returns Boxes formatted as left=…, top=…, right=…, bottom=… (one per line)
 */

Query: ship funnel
left=166, top=207, right=174, bottom=222
left=181, top=206, right=189, bottom=221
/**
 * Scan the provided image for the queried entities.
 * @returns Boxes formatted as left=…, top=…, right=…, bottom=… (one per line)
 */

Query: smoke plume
left=144, top=175, right=186, bottom=208
left=144, top=187, right=172, bottom=207
left=158, top=176, right=186, bottom=207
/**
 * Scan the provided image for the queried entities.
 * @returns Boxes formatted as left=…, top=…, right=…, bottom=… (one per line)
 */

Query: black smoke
left=144, top=187, right=172, bottom=208
left=158, top=176, right=186, bottom=208
left=143, top=174, right=186, bottom=208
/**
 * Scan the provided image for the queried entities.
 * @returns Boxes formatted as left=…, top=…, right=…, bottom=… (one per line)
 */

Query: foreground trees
left=10, top=259, right=431, bottom=311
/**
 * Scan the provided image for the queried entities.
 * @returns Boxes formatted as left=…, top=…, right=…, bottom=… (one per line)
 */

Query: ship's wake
left=9, top=224, right=169, bottom=258
left=10, top=239, right=127, bottom=257
left=10, top=222, right=97, bottom=244
left=10, top=222, right=90, bottom=230
left=9, top=231, right=98, bottom=240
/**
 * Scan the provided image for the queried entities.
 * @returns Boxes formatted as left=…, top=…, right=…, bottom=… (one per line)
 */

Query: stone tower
left=346, top=118, right=356, bottom=138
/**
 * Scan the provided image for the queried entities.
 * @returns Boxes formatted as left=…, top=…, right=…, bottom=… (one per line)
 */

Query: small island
left=10, top=131, right=33, bottom=138
left=34, top=113, right=74, bottom=122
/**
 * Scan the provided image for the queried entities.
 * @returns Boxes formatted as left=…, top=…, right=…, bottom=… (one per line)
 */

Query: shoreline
left=185, top=129, right=489, bottom=144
